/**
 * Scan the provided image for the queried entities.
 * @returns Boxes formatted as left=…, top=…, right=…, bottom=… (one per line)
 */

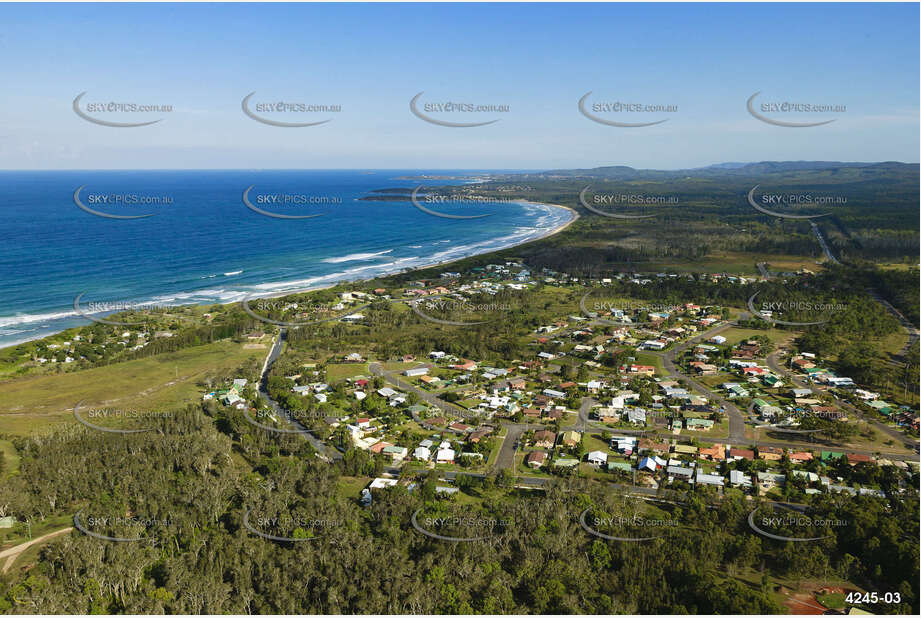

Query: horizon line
left=0, top=160, right=917, bottom=173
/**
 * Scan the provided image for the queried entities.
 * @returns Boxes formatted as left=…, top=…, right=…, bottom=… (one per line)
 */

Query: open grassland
left=0, top=340, right=265, bottom=436
left=325, top=363, right=370, bottom=383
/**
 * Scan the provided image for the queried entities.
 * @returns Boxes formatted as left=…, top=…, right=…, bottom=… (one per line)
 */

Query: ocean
left=0, top=170, right=572, bottom=348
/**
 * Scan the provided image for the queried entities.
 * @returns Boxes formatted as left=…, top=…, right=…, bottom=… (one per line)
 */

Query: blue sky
left=0, top=2, right=917, bottom=169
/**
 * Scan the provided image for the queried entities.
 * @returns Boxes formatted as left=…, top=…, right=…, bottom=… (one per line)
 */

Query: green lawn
left=0, top=439, right=20, bottom=477
left=816, top=592, right=846, bottom=610
left=633, top=352, right=665, bottom=374
left=335, top=475, right=372, bottom=500
left=719, top=327, right=791, bottom=347
left=325, top=363, right=370, bottom=383
left=0, top=513, right=73, bottom=549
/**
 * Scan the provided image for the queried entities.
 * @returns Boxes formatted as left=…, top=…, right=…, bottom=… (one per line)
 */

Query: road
left=494, top=423, right=530, bottom=471
left=655, top=320, right=748, bottom=442
left=368, top=362, right=472, bottom=419
left=867, top=288, right=919, bottom=366
left=258, top=330, right=342, bottom=462
left=810, top=220, right=839, bottom=265
left=0, top=527, right=72, bottom=573
left=766, top=348, right=917, bottom=451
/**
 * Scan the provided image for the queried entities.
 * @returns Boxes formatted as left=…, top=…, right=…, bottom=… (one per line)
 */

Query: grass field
left=325, top=363, right=370, bottom=383
left=628, top=252, right=826, bottom=276
left=0, top=340, right=265, bottom=436
left=718, top=327, right=791, bottom=347
left=633, top=352, right=665, bottom=374
left=0, top=513, right=72, bottom=549
left=0, top=440, right=20, bottom=477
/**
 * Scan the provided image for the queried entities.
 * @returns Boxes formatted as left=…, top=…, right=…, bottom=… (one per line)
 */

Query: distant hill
left=538, top=161, right=918, bottom=180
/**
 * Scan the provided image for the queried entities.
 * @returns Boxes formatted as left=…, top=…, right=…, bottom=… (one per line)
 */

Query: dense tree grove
left=0, top=398, right=917, bottom=614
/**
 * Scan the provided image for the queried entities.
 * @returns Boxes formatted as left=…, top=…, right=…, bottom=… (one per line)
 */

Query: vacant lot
left=326, top=363, right=370, bottom=383
left=0, top=340, right=265, bottom=435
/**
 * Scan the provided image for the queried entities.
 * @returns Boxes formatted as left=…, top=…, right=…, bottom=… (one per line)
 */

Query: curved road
left=259, top=329, right=342, bottom=461
left=766, top=348, right=918, bottom=451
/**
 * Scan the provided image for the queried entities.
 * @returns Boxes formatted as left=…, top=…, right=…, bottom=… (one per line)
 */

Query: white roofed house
left=587, top=450, right=608, bottom=466
left=626, top=409, right=647, bottom=425
left=436, top=448, right=455, bottom=464
left=729, top=470, right=752, bottom=488
left=413, top=446, right=432, bottom=461
left=696, top=470, right=725, bottom=487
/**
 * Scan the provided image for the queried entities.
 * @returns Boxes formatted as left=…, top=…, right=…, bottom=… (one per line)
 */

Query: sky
left=0, top=2, right=918, bottom=170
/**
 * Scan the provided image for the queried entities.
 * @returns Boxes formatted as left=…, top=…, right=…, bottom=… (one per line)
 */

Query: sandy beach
left=0, top=200, right=579, bottom=348
left=239, top=200, right=578, bottom=302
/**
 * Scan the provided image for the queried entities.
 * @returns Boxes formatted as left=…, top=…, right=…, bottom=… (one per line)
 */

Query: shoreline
left=0, top=200, right=579, bottom=349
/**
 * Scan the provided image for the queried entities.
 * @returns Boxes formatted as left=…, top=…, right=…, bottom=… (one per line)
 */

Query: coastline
left=0, top=200, right=579, bottom=349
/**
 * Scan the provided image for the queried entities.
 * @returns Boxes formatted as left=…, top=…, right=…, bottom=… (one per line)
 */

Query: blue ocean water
left=0, top=170, right=572, bottom=348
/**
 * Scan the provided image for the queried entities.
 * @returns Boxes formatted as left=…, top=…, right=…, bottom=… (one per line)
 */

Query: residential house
left=587, top=450, right=608, bottom=466
left=696, top=471, right=725, bottom=487
left=756, top=472, right=786, bottom=489
left=560, top=431, right=582, bottom=447
left=729, top=470, right=752, bottom=488
left=533, top=430, right=556, bottom=449
left=526, top=451, right=547, bottom=468
left=698, top=444, right=725, bottom=461
left=637, top=438, right=669, bottom=455
left=728, top=448, right=754, bottom=461
left=685, top=418, right=714, bottom=431
left=667, top=465, right=694, bottom=481
left=382, top=445, right=408, bottom=462
left=846, top=453, right=872, bottom=466
left=626, top=408, right=647, bottom=425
